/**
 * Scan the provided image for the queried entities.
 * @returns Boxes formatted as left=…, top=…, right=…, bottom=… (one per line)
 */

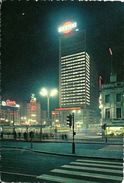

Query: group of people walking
left=0, top=130, right=34, bottom=141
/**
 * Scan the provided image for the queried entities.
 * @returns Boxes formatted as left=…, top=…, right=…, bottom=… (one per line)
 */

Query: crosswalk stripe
left=0, top=171, right=36, bottom=178
left=76, top=159, right=122, bottom=165
left=62, top=164, right=122, bottom=174
left=51, top=169, right=122, bottom=181
left=37, top=174, right=98, bottom=183
left=70, top=161, right=122, bottom=169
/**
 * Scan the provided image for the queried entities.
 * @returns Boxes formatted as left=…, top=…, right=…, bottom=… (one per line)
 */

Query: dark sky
left=1, top=0, right=124, bottom=109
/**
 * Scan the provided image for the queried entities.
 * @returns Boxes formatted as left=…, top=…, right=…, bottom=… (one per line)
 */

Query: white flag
left=109, top=48, right=112, bottom=55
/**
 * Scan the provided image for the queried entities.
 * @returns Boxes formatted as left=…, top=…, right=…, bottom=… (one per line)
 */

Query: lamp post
left=39, top=88, right=58, bottom=125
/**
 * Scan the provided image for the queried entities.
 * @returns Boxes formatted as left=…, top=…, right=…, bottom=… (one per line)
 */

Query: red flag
left=109, top=48, right=112, bottom=55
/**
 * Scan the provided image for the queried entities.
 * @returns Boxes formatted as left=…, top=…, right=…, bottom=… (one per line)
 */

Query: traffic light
left=66, top=114, right=72, bottom=128
left=102, top=123, right=107, bottom=130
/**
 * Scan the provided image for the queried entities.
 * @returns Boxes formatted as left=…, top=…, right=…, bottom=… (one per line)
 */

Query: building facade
left=0, top=100, right=20, bottom=126
left=26, top=94, right=41, bottom=125
left=56, top=21, right=99, bottom=128
left=60, top=52, right=90, bottom=107
left=99, top=74, right=124, bottom=126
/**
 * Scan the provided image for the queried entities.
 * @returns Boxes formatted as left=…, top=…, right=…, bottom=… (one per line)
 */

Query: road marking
left=0, top=171, right=37, bottom=178
left=62, top=164, right=122, bottom=174
left=37, top=174, right=98, bottom=183
left=70, top=161, right=122, bottom=169
left=76, top=159, right=123, bottom=165
left=51, top=169, right=122, bottom=181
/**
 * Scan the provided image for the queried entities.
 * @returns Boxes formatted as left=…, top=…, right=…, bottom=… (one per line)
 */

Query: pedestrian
left=1, top=131, right=3, bottom=139
left=29, top=131, right=34, bottom=140
left=13, top=130, right=17, bottom=140
left=24, top=131, right=28, bottom=141
left=65, top=134, right=67, bottom=140
left=18, top=132, right=21, bottom=139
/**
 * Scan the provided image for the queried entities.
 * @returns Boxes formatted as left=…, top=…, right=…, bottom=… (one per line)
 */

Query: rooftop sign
left=58, top=21, right=77, bottom=34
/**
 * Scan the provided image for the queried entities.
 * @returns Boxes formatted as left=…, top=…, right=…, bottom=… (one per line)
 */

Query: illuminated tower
left=57, top=21, right=99, bottom=127
left=27, top=94, right=41, bottom=125
left=58, top=21, right=91, bottom=108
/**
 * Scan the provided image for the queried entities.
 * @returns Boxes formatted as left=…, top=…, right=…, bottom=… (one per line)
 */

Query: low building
left=0, top=100, right=20, bottom=126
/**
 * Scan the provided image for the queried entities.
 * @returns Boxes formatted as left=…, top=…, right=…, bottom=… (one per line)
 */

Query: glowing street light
left=39, top=88, right=58, bottom=123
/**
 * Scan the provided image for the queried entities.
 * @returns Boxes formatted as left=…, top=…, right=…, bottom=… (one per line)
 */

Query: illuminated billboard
left=58, top=21, right=77, bottom=34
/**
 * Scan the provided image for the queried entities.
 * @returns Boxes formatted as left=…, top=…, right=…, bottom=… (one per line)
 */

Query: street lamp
left=39, top=88, right=58, bottom=124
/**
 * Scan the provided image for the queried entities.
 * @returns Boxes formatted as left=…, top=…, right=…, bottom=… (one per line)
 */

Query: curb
left=2, top=146, right=122, bottom=161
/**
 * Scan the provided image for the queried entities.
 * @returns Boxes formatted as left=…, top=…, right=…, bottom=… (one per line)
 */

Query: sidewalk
left=2, top=140, right=123, bottom=160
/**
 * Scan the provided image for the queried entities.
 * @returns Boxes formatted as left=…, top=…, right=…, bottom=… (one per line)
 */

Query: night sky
left=1, top=0, right=124, bottom=110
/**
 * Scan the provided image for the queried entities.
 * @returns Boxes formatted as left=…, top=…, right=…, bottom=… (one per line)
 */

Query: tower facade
left=57, top=21, right=99, bottom=127
left=60, top=51, right=90, bottom=107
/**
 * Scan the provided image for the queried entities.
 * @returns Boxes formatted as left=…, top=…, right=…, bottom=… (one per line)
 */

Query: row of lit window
left=61, top=83, right=86, bottom=87
left=61, top=74, right=85, bottom=80
left=61, top=58, right=90, bottom=66
left=86, top=56, right=90, bottom=60
left=61, top=83, right=88, bottom=88
left=61, top=58, right=87, bottom=65
left=61, top=97, right=84, bottom=100
left=61, top=81, right=90, bottom=86
left=61, top=88, right=90, bottom=94
left=63, top=88, right=90, bottom=95
left=61, top=80, right=89, bottom=83
left=61, top=52, right=86, bottom=59
left=61, top=70, right=86, bottom=75
left=61, top=56, right=86, bottom=62
left=61, top=101, right=90, bottom=105
left=86, top=65, right=90, bottom=71
left=61, top=82, right=86, bottom=86
left=61, top=87, right=85, bottom=92
left=61, top=77, right=87, bottom=82
left=61, top=98, right=85, bottom=103
left=61, top=53, right=90, bottom=62
left=61, top=87, right=90, bottom=92
left=61, top=83, right=86, bottom=89
left=61, top=84, right=89, bottom=88
left=61, top=53, right=86, bottom=60
left=61, top=76, right=86, bottom=81
left=61, top=94, right=90, bottom=99
left=61, top=62, right=87, bottom=68
left=61, top=68, right=85, bottom=74
left=61, top=70, right=84, bottom=76
left=61, top=65, right=87, bottom=71
left=61, top=63, right=90, bottom=69
left=61, top=102, right=85, bottom=105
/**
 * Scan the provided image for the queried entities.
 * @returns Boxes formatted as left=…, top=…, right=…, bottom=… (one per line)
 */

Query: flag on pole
left=109, top=48, right=112, bottom=55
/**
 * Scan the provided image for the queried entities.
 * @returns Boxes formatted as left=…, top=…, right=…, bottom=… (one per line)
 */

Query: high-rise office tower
left=60, top=51, right=90, bottom=107
left=58, top=21, right=98, bottom=109
left=57, top=21, right=99, bottom=127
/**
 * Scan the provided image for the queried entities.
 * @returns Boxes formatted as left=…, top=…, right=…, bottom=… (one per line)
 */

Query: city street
left=1, top=148, right=123, bottom=183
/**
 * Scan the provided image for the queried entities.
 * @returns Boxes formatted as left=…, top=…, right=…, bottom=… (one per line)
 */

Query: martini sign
left=58, top=21, right=77, bottom=34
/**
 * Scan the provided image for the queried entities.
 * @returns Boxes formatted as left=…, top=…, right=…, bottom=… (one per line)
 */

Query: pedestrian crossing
left=37, top=158, right=123, bottom=183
